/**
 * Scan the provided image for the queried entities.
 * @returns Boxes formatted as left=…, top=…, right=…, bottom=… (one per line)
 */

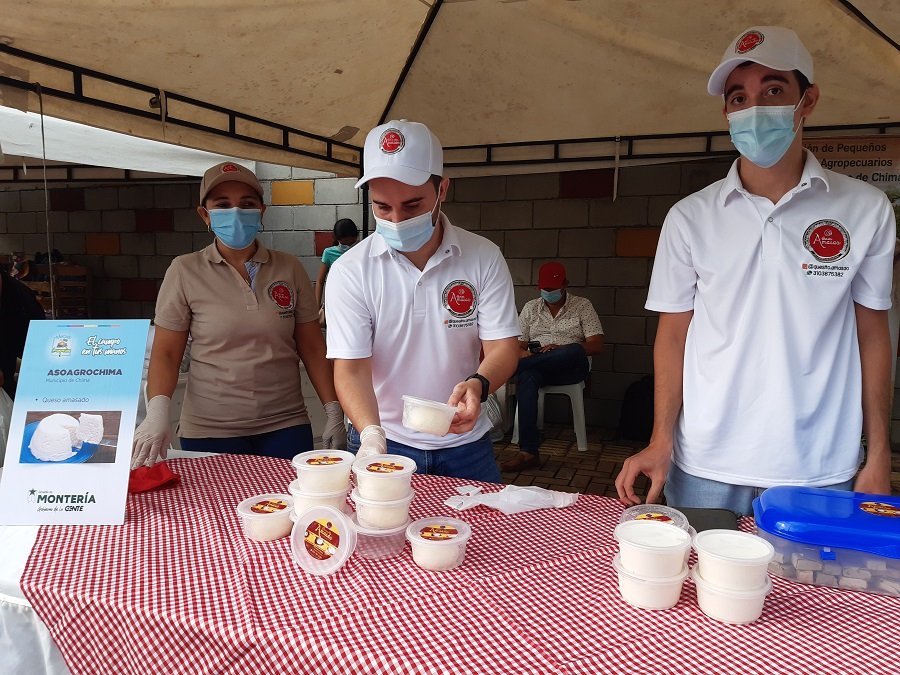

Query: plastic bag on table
left=445, top=484, right=579, bottom=515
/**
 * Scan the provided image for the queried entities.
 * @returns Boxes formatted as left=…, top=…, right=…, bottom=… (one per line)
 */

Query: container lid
left=291, top=450, right=356, bottom=472
left=693, top=529, right=774, bottom=565
left=613, top=520, right=691, bottom=551
left=612, top=554, right=688, bottom=584
left=691, top=566, right=772, bottom=598
left=351, top=453, right=417, bottom=478
left=236, top=493, right=293, bottom=520
left=290, top=505, right=357, bottom=576
left=287, top=478, right=348, bottom=499
left=753, top=486, right=900, bottom=559
left=406, top=517, right=472, bottom=546
left=350, top=487, right=415, bottom=507
left=350, top=513, right=411, bottom=537
left=401, top=395, right=457, bottom=413
left=620, top=504, right=690, bottom=532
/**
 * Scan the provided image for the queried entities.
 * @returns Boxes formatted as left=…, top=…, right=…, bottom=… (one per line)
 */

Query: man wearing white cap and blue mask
left=615, top=27, right=895, bottom=514
left=324, top=120, right=521, bottom=482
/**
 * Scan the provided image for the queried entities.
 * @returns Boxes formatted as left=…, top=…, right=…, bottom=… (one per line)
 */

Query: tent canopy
left=2, top=0, right=898, bottom=176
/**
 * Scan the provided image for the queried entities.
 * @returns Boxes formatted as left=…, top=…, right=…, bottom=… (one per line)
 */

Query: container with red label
left=236, top=493, right=294, bottom=542
left=352, top=453, right=416, bottom=500
left=406, top=517, right=472, bottom=571
left=291, top=450, right=355, bottom=493
left=290, top=505, right=357, bottom=576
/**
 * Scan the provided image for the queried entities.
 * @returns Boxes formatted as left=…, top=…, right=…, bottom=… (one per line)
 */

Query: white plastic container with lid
left=290, top=505, right=358, bottom=576
left=691, top=566, right=771, bottom=624
left=351, top=454, right=416, bottom=501
left=693, top=529, right=775, bottom=591
left=287, top=479, right=348, bottom=515
left=350, top=488, right=415, bottom=530
left=291, top=450, right=355, bottom=493
left=612, top=554, right=688, bottom=610
left=614, top=520, right=692, bottom=578
left=401, top=395, right=457, bottom=436
left=236, top=494, right=294, bottom=542
left=351, top=514, right=409, bottom=559
left=406, top=517, right=472, bottom=572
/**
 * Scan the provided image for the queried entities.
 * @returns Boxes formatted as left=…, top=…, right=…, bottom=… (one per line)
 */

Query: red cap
left=538, top=262, right=567, bottom=290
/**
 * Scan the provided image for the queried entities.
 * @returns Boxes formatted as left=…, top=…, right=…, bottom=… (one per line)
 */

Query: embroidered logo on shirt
left=442, top=280, right=477, bottom=319
left=735, top=30, right=764, bottom=54
left=803, top=220, right=850, bottom=262
left=267, top=281, right=295, bottom=310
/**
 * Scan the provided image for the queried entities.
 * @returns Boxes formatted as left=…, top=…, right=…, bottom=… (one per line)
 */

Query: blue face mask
left=375, top=197, right=440, bottom=252
left=541, top=289, right=563, bottom=304
left=209, top=208, right=262, bottom=250
left=727, top=98, right=804, bottom=169
left=336, top=243, right=351, bottom=252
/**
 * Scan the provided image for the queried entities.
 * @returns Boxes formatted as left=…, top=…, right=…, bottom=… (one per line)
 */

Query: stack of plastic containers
left=691, top=529, right=774, bottom=624
left=289, top=449, right=356, bottom=516
left=612, top=505, right=693, bottom=610
left=349, top=454, right=417, bottom=559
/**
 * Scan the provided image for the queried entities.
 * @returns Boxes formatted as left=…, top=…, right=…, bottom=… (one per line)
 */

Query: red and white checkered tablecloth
left=20, top=454, right=900, bottom=675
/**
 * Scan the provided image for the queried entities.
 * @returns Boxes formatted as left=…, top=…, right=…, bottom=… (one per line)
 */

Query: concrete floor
left=493, top=423, right=900, bottom=499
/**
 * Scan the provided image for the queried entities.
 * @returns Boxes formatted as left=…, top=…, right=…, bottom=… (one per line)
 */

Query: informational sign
left=803, top=135, right=900, bottom=225
left=0, top=320, right=149, bottom=525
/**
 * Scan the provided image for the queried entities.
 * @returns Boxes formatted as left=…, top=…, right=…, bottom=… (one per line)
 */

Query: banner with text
left=0, top=319, right=149, bottom=525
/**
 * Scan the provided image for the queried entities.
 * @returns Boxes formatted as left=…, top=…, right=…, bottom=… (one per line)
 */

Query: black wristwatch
left=466, top=373, right=490, bottom=403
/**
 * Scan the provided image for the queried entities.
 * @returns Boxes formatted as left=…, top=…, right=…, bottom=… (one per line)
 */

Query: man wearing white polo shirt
left=615, top=26, right=895, bottom=514
left=324, top=120, right=521, bottom=482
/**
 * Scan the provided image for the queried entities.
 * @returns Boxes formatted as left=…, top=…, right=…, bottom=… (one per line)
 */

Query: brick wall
left=3, top=159, right=899, bottom=441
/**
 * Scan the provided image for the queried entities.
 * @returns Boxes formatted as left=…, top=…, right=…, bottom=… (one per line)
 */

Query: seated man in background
left=502, top=261, right=604, bottom=472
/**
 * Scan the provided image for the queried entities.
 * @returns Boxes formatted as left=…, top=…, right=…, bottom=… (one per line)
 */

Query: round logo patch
left=379, top=128, right=405, bottom=154
left=735, top=30, right=764, bottom=54
left=803, top=220, right=850, bottom=262
left=442, top=280, right=477, bottom=319
left=267, top=281, right=295, bottom=310
left=221, top=163, right=240, bottom=172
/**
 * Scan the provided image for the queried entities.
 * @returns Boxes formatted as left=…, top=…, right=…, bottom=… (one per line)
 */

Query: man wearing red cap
left=502, top=261, right=604, bottom=472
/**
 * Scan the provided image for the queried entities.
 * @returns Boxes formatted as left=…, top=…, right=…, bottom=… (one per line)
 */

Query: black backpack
left=616, top=375, right=654, bottom=442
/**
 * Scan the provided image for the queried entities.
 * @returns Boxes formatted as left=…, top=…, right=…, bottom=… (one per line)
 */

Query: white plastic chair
left=511, top=358, right=590, bottom=453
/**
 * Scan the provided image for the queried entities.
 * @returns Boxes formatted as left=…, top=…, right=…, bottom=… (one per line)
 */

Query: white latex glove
left=131, top=395, right=172, bottom=469
left=357, top=424, right=387, bottom=459
left=322, top=401, right=347, bottom=449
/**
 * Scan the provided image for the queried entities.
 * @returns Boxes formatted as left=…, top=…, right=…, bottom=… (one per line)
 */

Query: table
left=13, top=454, right=900, bottom=674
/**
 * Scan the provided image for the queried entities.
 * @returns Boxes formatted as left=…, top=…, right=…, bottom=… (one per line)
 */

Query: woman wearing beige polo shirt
left=131, top=162, right=346, bottom=468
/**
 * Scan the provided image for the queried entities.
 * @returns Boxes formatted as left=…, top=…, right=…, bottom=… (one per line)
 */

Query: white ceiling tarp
left=0, top=106, right=252, bottom=176
left=1, top=0, right=897, bottom=175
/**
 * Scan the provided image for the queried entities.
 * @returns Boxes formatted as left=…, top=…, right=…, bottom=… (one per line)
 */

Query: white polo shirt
left=325, top=214, right=520, bottom=449
left=647, top=151, right=894, bottom=488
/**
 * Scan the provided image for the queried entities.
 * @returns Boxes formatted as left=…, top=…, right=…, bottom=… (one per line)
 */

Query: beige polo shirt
left=154, top=242, right=319, bottom=438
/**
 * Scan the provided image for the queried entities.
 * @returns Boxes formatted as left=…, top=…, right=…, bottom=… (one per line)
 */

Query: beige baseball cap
left=199, top=162, right=263, bottom=204
left=355, top=120, right=443, bottom=189
left=707, top=26, right=814, bottom=96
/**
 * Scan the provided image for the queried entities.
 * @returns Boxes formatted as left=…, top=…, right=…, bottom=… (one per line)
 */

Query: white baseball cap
left=707, top=26, right=814, bottom=96
left=355, top=120, right=443, bottom=189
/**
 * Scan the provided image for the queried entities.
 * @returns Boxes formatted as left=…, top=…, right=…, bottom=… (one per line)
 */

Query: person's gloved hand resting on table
left=131, top=395, right=173, bottom=469
left=322, top=400, right=348, bottom=449
left=357, top=424, right=387, bottom=459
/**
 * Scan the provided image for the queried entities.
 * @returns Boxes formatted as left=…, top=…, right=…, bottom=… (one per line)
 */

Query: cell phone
left=528, top=341, right=542, bottom=354
left=673, top=507, right=739, bottom=533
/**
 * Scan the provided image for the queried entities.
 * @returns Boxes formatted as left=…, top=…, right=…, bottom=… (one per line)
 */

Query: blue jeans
left=347, top=426, right=501, bottom=483
left=664, top=463, right=856, bottom=516
left=179, top=424, right=313, bottom=460
left=514, top=343, right=590, bottom=456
